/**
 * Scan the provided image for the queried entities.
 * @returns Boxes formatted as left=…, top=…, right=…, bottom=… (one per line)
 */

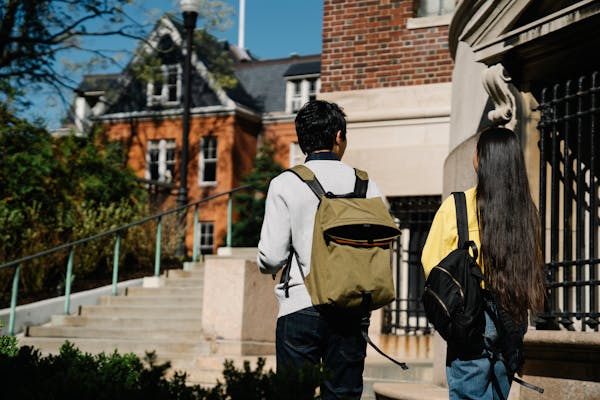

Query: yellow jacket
left=421, top=187, right=482, bottom=278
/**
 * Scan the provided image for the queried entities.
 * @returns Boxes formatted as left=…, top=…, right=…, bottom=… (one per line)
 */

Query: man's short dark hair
left=295, top=100, right=347, bottom=154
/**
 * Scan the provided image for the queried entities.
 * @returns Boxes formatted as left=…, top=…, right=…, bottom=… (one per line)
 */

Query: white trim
left=96, top=105, right=236, bottom=121
left=198, top=221, right=215, bottom=254
left=199, top=136, right=218, bottom=186
left=407, top=13, right=452, bottom=29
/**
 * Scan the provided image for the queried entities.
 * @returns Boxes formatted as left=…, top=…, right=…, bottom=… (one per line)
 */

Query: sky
left=22, top=0, right=323, bottom=129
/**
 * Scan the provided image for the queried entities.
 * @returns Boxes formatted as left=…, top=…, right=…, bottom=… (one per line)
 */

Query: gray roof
left=283, top=61, right=321, bottom=77
left=235, top=55, right=321, bottom=113
left=72, top=14, right=321, bottom=116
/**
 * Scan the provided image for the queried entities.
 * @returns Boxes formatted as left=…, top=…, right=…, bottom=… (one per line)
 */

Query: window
left=146, top=139, right=176, bottom=182
left=416, top=0, right=455, bottom=17
left=308, top=78, right=318, bottom=102
left=199, top=136, right=218, bottom=185
left=199, top=221, right=214, bottom=254
left=147, top=64, right=181, bottom=106
left=291, top=80, right=303, bottom=112
left=289, top=142, right=304, bottom=167
left=286, top=77, right=321, bottom=113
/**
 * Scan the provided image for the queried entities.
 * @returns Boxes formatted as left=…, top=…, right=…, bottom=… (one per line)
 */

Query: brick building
left=317, top=0, right=456, bottom=335
left=71, top=15, right=321, bottom=255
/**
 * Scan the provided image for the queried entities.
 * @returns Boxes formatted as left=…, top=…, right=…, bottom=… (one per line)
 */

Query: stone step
left=18, top=337, right=212, bottom=357
left=165, top=269, right=203, bottom=278
left=372, top=382, right=449, bottom=400
left=125, top=286, right=202, bottom=297
left=162, top=277, right=203, bottom=287
left=51, top=315, right=204, bottom=330
left=79, top=305, right=202, bottom=319
left=99, top=295, right=202, bottom=306
left=27, top=325, right=205, bottom=341
left=178, top=355, right=277, bottom=385
left=363, top=360, right=433, bottom=383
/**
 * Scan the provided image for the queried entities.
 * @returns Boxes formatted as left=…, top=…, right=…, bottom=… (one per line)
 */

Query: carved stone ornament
left=482, top=63, right=517, bottom=130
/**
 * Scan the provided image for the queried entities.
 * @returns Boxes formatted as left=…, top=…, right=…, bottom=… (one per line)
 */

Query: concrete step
left=172, top=355, right=277, bottom=386
left=18, top=337, right=212, bottom=358
left=125, top=286, right=203, bottom=297
left=51, top=315, right=204, bottom=330
left=363, top=360, right=433, bottom=383
left=163, top=277, right=203, bottom=287
left=98, top=295, right=202, bottom=306
left=372, top=382, right=448, bottom=400
left=27, top=325, right=205, bottom=341
left=165, top=269, right=203, bottom=278
left=79, top=305, right=202, bottom=319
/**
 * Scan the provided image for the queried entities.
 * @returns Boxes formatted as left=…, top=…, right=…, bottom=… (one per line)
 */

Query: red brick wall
left=321, top=0, right=453, bottom=92
left=101, top=113, right=258, bottom=253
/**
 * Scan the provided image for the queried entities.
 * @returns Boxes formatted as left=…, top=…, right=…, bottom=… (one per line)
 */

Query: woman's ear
left=473, top=150, right=479, bottom=172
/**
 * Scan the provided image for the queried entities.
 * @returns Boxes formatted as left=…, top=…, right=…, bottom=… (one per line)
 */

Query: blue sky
left=22, top=0, right=323, bottom=129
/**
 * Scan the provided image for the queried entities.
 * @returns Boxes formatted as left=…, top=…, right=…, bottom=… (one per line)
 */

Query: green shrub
left=0, top=337, right=326, bottom=399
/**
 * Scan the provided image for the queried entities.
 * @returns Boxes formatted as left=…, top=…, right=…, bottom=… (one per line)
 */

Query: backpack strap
left=353, top=168, right=368, bottom=198
left=287, top=165, right=325, bottom=199
left=452, top=191, right=479, bottom=260
left=452, top=191, right=469, bottom=247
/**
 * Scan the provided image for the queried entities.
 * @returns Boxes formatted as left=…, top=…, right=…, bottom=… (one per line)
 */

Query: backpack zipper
left=432, top=265, right=465, bottom=302
left=424, top=287, right=451, bottom=318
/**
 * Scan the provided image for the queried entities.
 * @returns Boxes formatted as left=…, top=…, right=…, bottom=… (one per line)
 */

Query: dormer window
left=286, top=76, right=321, bottom=113
left=147, top=64, right=182, bottom=106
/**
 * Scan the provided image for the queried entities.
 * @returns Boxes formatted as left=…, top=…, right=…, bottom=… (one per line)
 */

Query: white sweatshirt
left=257, top=159, right=384, bottom=318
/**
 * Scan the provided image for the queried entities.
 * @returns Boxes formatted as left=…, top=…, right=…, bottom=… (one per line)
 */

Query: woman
left=421, top=126, right=546, bottom=399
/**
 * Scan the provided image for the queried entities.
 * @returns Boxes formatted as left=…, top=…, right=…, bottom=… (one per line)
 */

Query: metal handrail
left=1, top=184, right=252, bottom=335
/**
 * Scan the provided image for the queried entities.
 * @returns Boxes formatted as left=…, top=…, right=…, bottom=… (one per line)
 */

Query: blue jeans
left=446, top=311, right=511, bottom=400
left=276, top=306, right=366, bottom=400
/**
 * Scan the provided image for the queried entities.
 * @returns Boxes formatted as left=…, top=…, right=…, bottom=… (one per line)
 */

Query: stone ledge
left=373, top=382, right=448, bottom=400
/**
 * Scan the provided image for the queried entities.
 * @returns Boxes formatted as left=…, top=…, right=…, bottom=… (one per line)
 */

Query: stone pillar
left=202, top=255, right=278, bottom=355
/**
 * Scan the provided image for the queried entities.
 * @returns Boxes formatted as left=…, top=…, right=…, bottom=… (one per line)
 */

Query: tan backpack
left=283, top=165, right=400, bottom=312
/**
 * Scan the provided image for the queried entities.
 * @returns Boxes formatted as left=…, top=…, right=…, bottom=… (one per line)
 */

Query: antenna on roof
left=238, top=0, right=246, bottom=49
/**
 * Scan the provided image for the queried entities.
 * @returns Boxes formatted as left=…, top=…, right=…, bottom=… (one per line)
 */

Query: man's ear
left=335, top=130, right=346, bottom=144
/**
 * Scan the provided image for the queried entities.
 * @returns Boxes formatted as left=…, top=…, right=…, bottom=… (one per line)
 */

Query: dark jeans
left=275, top=306, right=366, bottom=400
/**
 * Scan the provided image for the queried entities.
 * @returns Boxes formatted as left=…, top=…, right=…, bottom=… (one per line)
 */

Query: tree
left=0, top=0, right=232, bottom=110
left=230, top=143, right=284, bottom=247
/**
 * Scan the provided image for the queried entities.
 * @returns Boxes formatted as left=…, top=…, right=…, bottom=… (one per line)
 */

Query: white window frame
left=415, top=0, right=455, bottom=17
left=198, top=221, right=215, bottom=254
left=285, top=75, right=321, bottom=114
left=147, top=64, right=182, bottom=106
left=145, top=139, right=176, bottom=183
left=289, top=142, right=304, bottom=167
left=199, top=136, right=218, bottom=186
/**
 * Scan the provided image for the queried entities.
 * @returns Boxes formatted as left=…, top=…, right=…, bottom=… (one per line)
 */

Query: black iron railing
left=384, top=195, right=440, bottom=335
left=537, top=70, right=600, bottom=331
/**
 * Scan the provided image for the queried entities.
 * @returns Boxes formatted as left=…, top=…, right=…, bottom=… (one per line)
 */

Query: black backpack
left=422, top=192, right=544, bottom=395
left=421, top=192, right=485, bottom=350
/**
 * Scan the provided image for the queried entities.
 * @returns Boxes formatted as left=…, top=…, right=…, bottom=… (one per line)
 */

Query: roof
left=72, top=14, right=321, bottom=117
left=235, top=55, right=321, bottom=113
left=283, top=60, right=321, bottom=77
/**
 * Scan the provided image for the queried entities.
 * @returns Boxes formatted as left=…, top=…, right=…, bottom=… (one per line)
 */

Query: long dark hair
left=476, top=127, right=545, bottom=323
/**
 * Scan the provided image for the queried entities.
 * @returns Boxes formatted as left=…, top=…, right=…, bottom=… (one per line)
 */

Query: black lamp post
left=176, top=0, right=198, bottom=257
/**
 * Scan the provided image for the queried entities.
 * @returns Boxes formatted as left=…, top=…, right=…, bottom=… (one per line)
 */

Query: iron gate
left=537, top=70, right=600, bottom=331
left=384, top=195, right=440, bottom=334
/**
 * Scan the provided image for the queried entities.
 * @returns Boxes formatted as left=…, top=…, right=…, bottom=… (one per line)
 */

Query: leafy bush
left=0, top=335, right=326, bottom=399
left=0, top=111, right=156, bottom=306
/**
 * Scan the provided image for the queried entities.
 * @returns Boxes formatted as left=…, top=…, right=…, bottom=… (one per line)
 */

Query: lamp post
left=176, top=0, right=199, bottom=257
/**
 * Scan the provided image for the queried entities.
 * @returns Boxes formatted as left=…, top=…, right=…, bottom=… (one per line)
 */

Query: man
left=257, top=100, right=385, bottom=399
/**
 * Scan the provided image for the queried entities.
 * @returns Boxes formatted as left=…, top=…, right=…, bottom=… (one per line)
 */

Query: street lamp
left=176, top=0, right=199, bottom=257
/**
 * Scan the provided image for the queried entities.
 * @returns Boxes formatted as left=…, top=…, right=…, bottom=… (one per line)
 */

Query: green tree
left=0, top=0, right=232, bottom=111
left=230, top=143, right=283, bottom=247
left=0, top=107, right=151, bottom=304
